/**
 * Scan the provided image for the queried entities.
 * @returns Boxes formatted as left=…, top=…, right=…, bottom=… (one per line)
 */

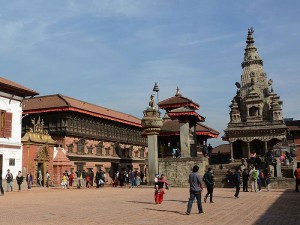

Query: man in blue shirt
left=186, top=165, right=204, bottom=215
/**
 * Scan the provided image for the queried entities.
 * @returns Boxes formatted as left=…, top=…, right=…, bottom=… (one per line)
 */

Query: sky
left=0, top=0, right=299, bottom=147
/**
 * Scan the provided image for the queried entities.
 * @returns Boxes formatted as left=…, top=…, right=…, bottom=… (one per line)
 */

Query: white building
left=0, top=77, right=38, bottom=178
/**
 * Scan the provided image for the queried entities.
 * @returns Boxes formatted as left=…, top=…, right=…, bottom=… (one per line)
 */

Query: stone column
left=141, top=108, right=163, bottom=186
left=247, top=142, right=251, bottom=158
left=230, top=142, right=234, bottom=162
left=147, top=134, right=159, bottom=182
left=180, top=121, right=190, bottom=158
left=276, top=158, right=282, bottom=177
left=264, top=141, right=268, bottom=156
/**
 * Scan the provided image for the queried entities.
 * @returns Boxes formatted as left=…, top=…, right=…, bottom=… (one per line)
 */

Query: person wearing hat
left=5, top=169, right=13, bottom=192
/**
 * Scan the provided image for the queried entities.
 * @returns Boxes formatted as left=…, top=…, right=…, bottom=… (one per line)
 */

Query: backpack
left=252, top=170, right=258, bottom=180
left=6, top=173, right=13, bottom=182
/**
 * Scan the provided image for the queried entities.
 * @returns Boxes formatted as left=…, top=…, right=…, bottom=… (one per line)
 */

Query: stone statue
left=149, top=94, right=156, bottom=110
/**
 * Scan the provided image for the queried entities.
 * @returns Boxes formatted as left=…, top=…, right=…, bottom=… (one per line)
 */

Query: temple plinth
left=141, top=106, right=163, bottom=185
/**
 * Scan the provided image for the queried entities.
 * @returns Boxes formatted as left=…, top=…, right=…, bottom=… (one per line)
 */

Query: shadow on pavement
left=253, top=189, right=300, bottom=225
left=127, top=200, right=156, bottom=205
left=164, top=199, right=187, bottom=203
left=144, top=208, right=185, bottom=215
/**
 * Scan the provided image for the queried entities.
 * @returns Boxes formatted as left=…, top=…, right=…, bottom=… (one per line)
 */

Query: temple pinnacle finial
left=175, top=86, right=181, bottom=96
left=246, top=27, right=255, bottom=46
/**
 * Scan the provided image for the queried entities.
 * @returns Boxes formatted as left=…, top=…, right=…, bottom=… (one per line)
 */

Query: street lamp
left=153, top=82, right=159, bottom=111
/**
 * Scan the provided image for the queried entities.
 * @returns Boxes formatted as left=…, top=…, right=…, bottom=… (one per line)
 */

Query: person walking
left=203, top=168, right=215, bottom=203
left=294, top=163, right=300, bottom=192
left=233, top=168, right=241, bottom=198
left=186, top=165, right=204, bottom=215
left=5, top=169, right=13, bottom=192
left=154, top=174, right=169, bottom=204
left=26, top=172, right=33, bottom=190
left=0, top=169, right=4, bottom=196
left=16, top=171, right=24, bottom=191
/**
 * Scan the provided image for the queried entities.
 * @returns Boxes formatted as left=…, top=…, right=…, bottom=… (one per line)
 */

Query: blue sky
left=1, top=1, right=299, bottom=146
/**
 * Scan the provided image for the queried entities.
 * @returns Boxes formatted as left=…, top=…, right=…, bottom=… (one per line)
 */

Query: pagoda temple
left=158, top=88, right=219, bottom=158
left=224, top=28, right=287, bottom=160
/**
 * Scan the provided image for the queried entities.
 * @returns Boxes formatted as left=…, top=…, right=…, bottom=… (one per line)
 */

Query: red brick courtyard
left=0, top=185, right=299, bottom=225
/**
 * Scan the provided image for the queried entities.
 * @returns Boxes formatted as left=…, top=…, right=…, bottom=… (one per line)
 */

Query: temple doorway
left=37, top=162, right=45, bottom=186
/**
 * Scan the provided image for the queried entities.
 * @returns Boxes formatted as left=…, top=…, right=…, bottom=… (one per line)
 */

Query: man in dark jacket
left=203, top=168, right=215, bottom=203
left=233, top=168, right=241, bottom=198
left=186, top=165, right=204, bottom=215
left=242, top=169, right=250, bottom=192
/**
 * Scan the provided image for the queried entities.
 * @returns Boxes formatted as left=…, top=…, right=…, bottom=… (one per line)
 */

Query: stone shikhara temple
left=224, top=28, right=287, bottom=160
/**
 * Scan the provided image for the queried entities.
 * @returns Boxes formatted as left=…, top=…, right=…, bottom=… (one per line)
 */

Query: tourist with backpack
left=5, top=169, right=13, bottom=192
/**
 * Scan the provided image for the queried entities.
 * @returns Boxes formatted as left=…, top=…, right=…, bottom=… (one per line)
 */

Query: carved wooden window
left=87, top=145, right=93, bottom=154
left=96, top=142, right=104, bottom=156
left=77, top=142, right=84, bottom=154
left=105, top=147, right=110, bottom=156
left=0, top=111, right=12, bottom=138
left=9, top=158, right=15, bottom=166
left=134, top=151, right=139, bottom=158
left=121, top=149, right=126, bottom=157
left=67, top=143, right=74, bottom=153
left=140, top=148, right=145, bottom=159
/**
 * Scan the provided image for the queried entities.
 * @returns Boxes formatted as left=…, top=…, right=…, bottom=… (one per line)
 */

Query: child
left=61, top=174, right=67, bottom=189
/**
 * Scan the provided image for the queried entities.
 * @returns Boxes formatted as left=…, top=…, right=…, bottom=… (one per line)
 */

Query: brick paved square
left=0, top=185, right=299, bottom=225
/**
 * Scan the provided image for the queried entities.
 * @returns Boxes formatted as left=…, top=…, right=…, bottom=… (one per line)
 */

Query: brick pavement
left=0, top=184, right=299, bottom=225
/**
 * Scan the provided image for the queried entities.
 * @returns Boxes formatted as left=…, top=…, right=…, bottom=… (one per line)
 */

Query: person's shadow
left=144, top=208, right=185, bottom=215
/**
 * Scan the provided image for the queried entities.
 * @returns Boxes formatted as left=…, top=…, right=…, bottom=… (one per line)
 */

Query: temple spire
left=175, top=86, right=182, bottom=97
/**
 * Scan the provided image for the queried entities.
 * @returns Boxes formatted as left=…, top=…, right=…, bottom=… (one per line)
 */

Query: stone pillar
left=230, top=142, right=234, bottom=162
left=141, top=107, right=163, bottom=186
left=180, top=121, right=190, bottom=158
left=147, top=134, right=159, bottom=182
left=276, top=158, right=282, bottom=177
left=247, top=142, right=251, bottom=158
left=264, top=141, right=268, bottom=156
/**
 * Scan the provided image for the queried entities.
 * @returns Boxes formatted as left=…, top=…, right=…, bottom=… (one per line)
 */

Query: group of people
left=226, top=166, right=271, bottom=194
left=112, top=170, right=144, bottom=188
left=202, top=144, right=213, bottom=158
left=0, top=169, right=35, bottom=195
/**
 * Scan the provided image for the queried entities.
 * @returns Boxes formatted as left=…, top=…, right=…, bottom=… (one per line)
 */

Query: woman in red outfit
left=154, top=174, right=169, bottom=204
